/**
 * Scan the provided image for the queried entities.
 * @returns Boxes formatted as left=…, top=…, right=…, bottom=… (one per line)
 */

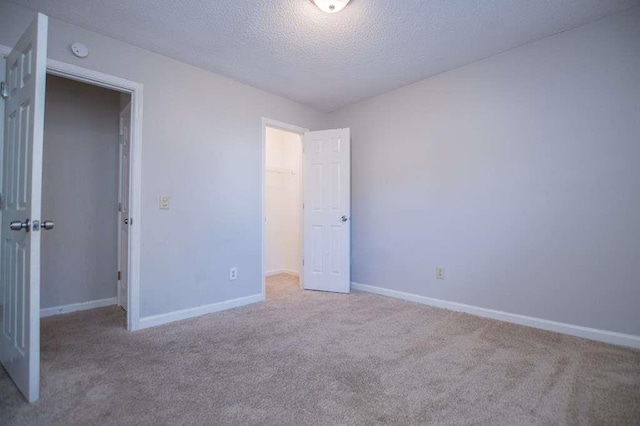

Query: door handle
left=10, top=219, right=30, bottom=232
left=41, top=220, right=54, bottom=230
left=341, top=215, right=349, bottom=223
left=124, top=218, right=129, bottom=225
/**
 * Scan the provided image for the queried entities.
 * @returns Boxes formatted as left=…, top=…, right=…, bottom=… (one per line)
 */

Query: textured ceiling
left=9, top=0, right=639, bottom=111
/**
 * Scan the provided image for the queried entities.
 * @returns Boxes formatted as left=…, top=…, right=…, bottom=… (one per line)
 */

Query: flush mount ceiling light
left=311, top=0, right=351, bottom=13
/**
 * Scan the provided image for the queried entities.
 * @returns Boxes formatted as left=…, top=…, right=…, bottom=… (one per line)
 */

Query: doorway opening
left=39, top=74, right=131, bottom=328
left=261, top=119, right=352, bottom=300
left=262, top=120, right=307, bottom=300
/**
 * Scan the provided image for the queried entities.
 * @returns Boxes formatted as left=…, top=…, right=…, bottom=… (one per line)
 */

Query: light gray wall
left=41, top=75, right=120, bottom=308
left=329, top=8, right=640, bottom=336
left=0, top=2, right=328, bottom=318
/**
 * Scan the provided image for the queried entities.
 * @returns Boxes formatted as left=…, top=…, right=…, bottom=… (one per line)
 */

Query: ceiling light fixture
left=311, top=0, right=351, bottom=13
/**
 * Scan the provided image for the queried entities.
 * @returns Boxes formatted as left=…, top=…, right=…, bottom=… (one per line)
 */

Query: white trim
left=138, top=294, right=264, bottom=330
left=0, top=45, right=145, bottom=332
left=46, top=59, right=140, bottom=94
left=262, top=118, right=309, bottom=135
left=0, top=54, right=5, bottom=244
left=352, top=282, right=640, bottom=349
left=266, top=269, right=300, bottom=277
left=40, top=298, right=117, bottom=318
left=261, top=118, right=309, bottom=298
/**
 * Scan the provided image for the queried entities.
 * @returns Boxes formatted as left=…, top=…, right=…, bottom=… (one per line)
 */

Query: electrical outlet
left=229, top=267, right=238, bottom=281
left=159, top=195, right=170, bottom=210
left=436, top=266, right=445, bottom=280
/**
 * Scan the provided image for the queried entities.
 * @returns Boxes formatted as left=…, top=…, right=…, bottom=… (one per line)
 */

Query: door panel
left=118, top=104, right=131, bottom=311
left=0, top=13, right=48, bottom=403
left=303, top=128, right=350, bottom=293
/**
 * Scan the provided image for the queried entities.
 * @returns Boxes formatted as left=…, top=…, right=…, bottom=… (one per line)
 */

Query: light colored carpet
left=1, top=274, right=639, bottom=425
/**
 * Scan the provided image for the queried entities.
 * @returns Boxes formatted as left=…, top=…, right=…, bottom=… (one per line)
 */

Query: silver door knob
left=41, top=220, right=54, bottom=230
left=10, top=219, right=30, bottom=232
left=124, top=218, right=129, bottom=225
left=341, top=215, right=349, bottom=223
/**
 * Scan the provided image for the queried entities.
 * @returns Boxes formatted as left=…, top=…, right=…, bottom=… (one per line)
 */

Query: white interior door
left=0, top=13, right=48, bottom=403
left=303, top=128, right=350, bottom=293
left=117, top=103, right=131, bottom=311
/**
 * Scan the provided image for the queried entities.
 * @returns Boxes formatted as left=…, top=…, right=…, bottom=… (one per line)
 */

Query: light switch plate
left=160, top=195, right=170, bottom=210
left=436, top=266, right=445, bottom=280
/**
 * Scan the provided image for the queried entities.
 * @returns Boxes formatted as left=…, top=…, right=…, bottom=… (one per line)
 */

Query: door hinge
left=118, top=202, right=122, bottom=212
left=117, top=270, right=121, bottom=281
left=0, top=82, right=8, bottom=99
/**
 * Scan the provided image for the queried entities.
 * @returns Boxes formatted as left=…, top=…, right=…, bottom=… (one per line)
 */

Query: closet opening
left=264, top=125, right=304, bottom=299
left=40, top=74, right=132, bottom=327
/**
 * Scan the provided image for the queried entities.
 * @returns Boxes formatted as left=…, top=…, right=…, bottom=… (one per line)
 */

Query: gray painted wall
left=41, top=75, right=120, bottom=308
left=329, top=8, right=640, bottom=336
left=0, top=2, right=328, bottom=318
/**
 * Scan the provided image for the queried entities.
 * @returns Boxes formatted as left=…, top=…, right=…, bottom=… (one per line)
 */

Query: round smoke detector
left=71, top=42, right=89, bottom=58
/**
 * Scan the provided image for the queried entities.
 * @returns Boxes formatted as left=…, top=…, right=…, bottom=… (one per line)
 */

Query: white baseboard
left=352, top=282, right=640, bottom=349
left=138, top=293, right=264, bottom=330
left=41, top=297, right=118, bottom=318
left=266, top=269, right=299, bottom=277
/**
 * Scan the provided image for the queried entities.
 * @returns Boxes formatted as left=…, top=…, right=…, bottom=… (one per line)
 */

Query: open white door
left=117, top=103, right=131, bottom=311
left=0, top=13, right=48, bottom=403
left=303, top=128, right=350, bottom=293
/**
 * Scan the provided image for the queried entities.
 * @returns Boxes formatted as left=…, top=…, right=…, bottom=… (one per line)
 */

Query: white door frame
left=0, top=44, right=143, bottom=331
left=117, top=102, right=132, bottom=310
left=261, top=118, right=308, bottom=299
